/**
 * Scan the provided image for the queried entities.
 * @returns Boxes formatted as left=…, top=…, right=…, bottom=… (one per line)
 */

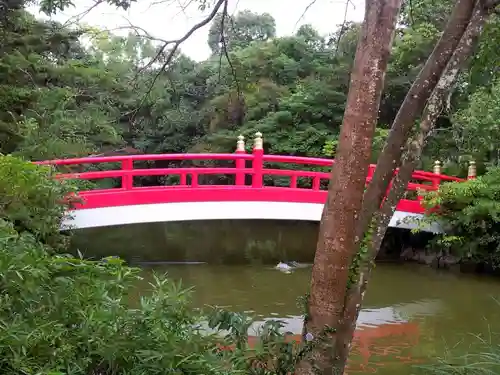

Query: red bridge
left=37, top=132, right=465, bottom=231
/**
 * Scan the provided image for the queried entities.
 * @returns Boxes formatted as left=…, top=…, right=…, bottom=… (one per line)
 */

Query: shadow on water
left=70, top=220, right=320, bottom=263
left=69, top=220, right=411, bottom=264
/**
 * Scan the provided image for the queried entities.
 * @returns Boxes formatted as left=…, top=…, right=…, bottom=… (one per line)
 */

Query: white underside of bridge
left=62, top=201, right=443, bottom=233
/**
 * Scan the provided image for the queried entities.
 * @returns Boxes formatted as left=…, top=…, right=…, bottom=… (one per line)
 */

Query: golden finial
left=254, top=132, right=263, bottom=150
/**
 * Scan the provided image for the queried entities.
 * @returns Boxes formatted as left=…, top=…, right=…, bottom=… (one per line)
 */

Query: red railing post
left=121, top=157, right=133, bottom=190
left=191, top=172, right=198, bottom=187
left=235, top=135, right=246, bottom=186
left=252, top=132, right=263, bottom=188
left=366, top=164, right=375, bottom=185
left=467, top=160, right=476, bottom=180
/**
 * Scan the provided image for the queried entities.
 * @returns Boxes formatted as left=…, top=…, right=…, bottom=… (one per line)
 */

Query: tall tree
left=298, top=0, right=499, bottom=374
left=207, top=10, right=276, bottom=54
left=295, top=0, right=402, bottom=373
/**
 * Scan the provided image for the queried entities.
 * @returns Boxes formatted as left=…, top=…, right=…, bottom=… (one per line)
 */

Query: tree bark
left=295, top=0, right=402, bottom=374
left=333, top=2, right=493, bottom=367
left=371, top=0, right=492, bottom=251
left=355, top=0, right=476, bottom=246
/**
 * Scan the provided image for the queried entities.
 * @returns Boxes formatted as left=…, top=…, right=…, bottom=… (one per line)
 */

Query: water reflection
left=137, top=263, right=500, bottom=375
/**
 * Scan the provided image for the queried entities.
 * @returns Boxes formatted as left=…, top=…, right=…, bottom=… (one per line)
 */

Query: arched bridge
left=37, top=133, right=466, bottom=232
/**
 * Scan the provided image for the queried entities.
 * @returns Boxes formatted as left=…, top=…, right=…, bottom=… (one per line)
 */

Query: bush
left=423, top=167, right=500, bottom=268
left=0, top=155, right=77, bottom=249
left=0, top=221, right=230, bottom=374
left=1, top=218, right=312, bottom=374
left=0, top=155, right=307, bottom=374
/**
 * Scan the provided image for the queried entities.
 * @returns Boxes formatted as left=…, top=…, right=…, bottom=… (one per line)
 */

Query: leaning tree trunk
left=333, top=0, right=497, bottom=367
left=355, top=0, right=477, bottom=244
left=368, top=0, right=496, bottom=249
left=295, top=1, right=402, bottom=374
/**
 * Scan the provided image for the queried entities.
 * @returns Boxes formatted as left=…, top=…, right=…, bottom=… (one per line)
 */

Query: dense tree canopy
left=0, top=1, right=497, bottom=179
left=1, top=0, right=500, bottom=373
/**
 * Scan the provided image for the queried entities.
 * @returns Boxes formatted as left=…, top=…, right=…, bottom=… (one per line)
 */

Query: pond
left=135, top=262, right=500, bottom=375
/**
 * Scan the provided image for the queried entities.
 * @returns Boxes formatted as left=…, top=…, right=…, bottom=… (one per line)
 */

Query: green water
left=137, top=263, right=500, bottom=375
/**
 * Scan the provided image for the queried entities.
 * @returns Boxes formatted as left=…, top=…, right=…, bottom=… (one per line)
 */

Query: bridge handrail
left=55, top=168, right=255, bottom=180
left=38, top=154, right=463, bottom=183
left=37, top=133, right=469, bottom=203
left=36, top=153, right=254, bottom=166
left=262, top=154, right=334, bottom=167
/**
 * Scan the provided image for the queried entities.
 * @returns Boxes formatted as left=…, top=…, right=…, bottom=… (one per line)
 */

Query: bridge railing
left=36, top=132, right=470, bottom=204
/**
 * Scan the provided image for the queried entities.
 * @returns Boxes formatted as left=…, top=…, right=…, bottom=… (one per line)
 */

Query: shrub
left=0, top=219, right=236, bottom=374
left=423, top=167, right=500, bottom=268
left=0, top=155, right=306, bottom=374
left=0, top=155, right=77, bottom=249
left=1, top=218, right=312, bottom=374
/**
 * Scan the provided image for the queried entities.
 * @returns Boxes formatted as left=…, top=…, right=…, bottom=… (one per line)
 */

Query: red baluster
left=312, top=176, right=320, bottom=190
left=366, top=164, right=375, bottom=186
left=191, top=172, right=198, bottom=187
left=121, top=158, right=133, bottom=190
left=252, top=132, right=263, bottom=188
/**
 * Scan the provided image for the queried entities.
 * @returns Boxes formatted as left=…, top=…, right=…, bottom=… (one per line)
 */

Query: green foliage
left=452, top=77, right=500, bottom=167
left=0, top=10, right=124, bottom=160
left=323, top=128, right=389, bottom=163
left=423, top=168, right=500, bottom=268
left=424, top=330, right=500, bottom=375
left=208, top=309, right=303, bottom=374
left=2, top=0, right=496, bottom=172
left=0, top=155, right=77, bottom=248
left=208, top=10, right=276, bottom=54
left=0, top=157, right=231, bottom=374
left=0, top=155, right=314, bottom=374
left=400, top=0, right=454, bottom=29
left=0, top=224, right=228, bottom=374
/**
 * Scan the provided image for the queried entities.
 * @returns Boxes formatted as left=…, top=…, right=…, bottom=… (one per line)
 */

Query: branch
left=140, top=0, right=226, bottom=76
left=62, top=0, right=106, bottom=27
left=128, top=0, right=228, bottom=127
left=379, top=0, right=493, bottom=230
left=335, top=0, right=352, bottom=55
left=334, top=3, right=497, bottom=368
left=294, top=0, right=319, bottom=30
left=216, top=0, right=241, bottom=100
left=296, top=0, right=403, bottom=371
left=111, top=17, right=170, bottom=44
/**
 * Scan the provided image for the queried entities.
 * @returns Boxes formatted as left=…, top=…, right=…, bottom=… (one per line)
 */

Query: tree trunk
left=355, top=0, right=476, bottom=245
left=295, top=1, right=401, bottom=374
left=333, top=1, right=495, bottom=367
left=371, top=0, right=492, bottom=250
